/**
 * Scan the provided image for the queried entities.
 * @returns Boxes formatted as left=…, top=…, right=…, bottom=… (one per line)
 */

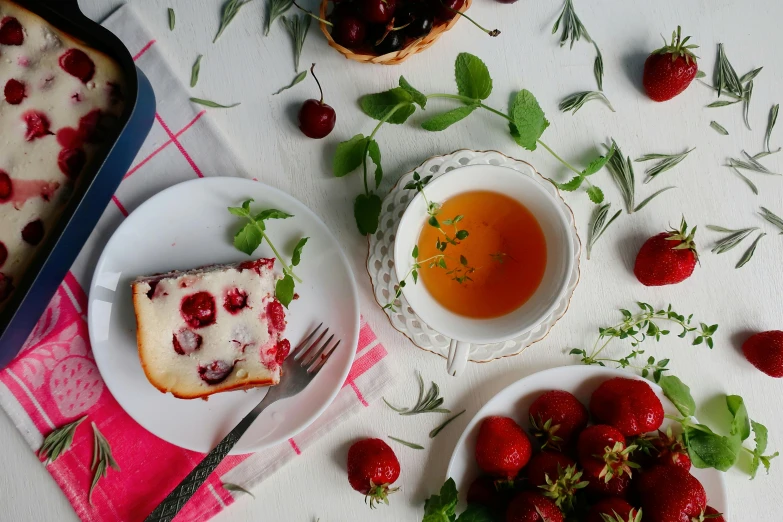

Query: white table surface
left=2, top=0, right=782, bottom=520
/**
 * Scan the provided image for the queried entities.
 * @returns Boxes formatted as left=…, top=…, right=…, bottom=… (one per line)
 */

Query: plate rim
left=87, top=177, right=360, bottom=453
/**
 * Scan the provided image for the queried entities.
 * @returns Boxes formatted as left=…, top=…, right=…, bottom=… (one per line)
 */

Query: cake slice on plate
left=131, top=258, right=290, bottom=400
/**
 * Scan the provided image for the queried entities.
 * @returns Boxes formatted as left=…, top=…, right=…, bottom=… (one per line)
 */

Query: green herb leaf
left=214, top=0, right=249, bottom=43
left=559, top=91, right=614, bottom=114
left=593, top=44, right=604, bottom=91
left=276, top=274, right=296, bottom=308
left=759, top=206, right=783, bottom=233
left=633, top=186, right=675, bottom=212
left=726, top=395, right=751, bottom=441
left=333, top=134, right=368, bottom=177
left=707, top=99, right=742, bottom=108
left=750, top=421, right=778, bottom=479
left=659, top=375, right=696, bottom=417
left=384, top=372, right=450, bottom=416
left=743, top=80, right=754, bottom=130
left=707, top=225, right=758, bottom=254
left=399, top=76, right=427, bottom=108
left=281, top=15, right=310, bottom=72
left=729, top=165, right=759, bottom=195
left=189, top=97, right=240, bottom=109
left=354, top=192, right=382, bottom=235
left=740, top=67, right=763, bottom=84
left=360, top=88, right=416, bottom=124
left=552, top=0, right=592, bottom=49
left=367, top=140, right=383, bottom=188
left=265, top=0, right=293, bottom=36
left=586, top=203, right=621, bottom=260
left=430, top=410, right=466, bottom=438
left=190, top=55, right=202, bottom=88
left=223, top=482, right=255, bottom=498
left=684, top=424, right=741, bottom=472
left=456, top=504, right=495, bottom=522
left=234, top=222, right=264, bottom=255
left=509, top=90, right=550, bottom=151
left=582, top=143, right=615, bottom=176
left=710, top=121, right=729, bottom=135
left=586, top=185, right=604, bottom=204
left=605, top=140, right=635, bottom=213
left=454, top=53, right=492, bottom=100
left=764, top=104, right=780, bottom=153
left=556, top=175, right=584, bottom=191
left=696, top=71, right=706, bottom=78
left=273, top=70, right=307, bottom=95
left=291, top=237, right=308, bottom=267
left=714, top=43, right=743, bottom=99
left=736, top=232, right=765, bottom=268
left=636, top=148, right=694, bottom=183
left=38, top=416, right=87, bottom=464
left=388, top=436, right=424, bottom=450
left=423, top=478, right=458, bottom=522
left=255, top=209, right=293, bottom=221
left=89, top=422, right=120, bottom=506
left=421, top=105, right=479, bottom=131
left=168, top=8, right=175, bottom=30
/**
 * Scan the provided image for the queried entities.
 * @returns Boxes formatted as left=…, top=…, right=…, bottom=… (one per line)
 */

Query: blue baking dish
left=0, top=0, right=156, bottom=368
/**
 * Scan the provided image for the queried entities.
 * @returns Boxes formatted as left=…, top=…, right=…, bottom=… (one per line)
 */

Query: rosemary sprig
left=190, top=55, right=202, bottom=88
left=552, top=0, right=591, bottom=48
left=388, top=436, right=424, bottom=450
left=606, top=139, right=634, bottom=212
left=429, top=410, right=466, bottom=438
left=763, top=104, right=780, bottom=154
left=38, top=416, right=87, bottom=464
left=743, top=80, right=754, bottom=130
left=727, top=152, right=780, bottom=175
left=281, top=14, right=310, bottom=72
left=559, top=91, right=614, bottom=114
left=706, top=225, right=759, bottom=254
left=634, top=187, right=676, bottom=212
left=707, top=99, right=741, bottom=108
left=89, top=422, right=119, bottom=506
left=759, top=207, right=783, bottom=234
left=710, top=121, right=729, bottom=135
left=383, top=372, right=450, bottom=415
left=168, top=8, right=175, bottom=31
left=214, top=0, right=249, bottom=43
left=736, top=233, right=765, bottom=268
left=740, top=67, right=763, bottom=84
left=190, top=97, right=240, bottom=109
left=594, top=43, right=604, bottom=91
left=265, top=0, right=293, bottom=36
left=729, top=165, right=759, bottom=195
left=714, top=43, right=743, bottom=99
left=586, top=203, right=620, bottom=260
left=223, top=482, right=255, bottom=498
left=273, top=70, right=307, bottom=95
left=635, top=148, right=694, bottom=183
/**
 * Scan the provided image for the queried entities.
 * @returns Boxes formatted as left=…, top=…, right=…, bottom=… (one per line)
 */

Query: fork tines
left=292, top=323, right=340, bottom=373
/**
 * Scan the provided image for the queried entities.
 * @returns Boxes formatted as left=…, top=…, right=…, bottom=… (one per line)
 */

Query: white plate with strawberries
left=446, top=365, right=728, bottom=520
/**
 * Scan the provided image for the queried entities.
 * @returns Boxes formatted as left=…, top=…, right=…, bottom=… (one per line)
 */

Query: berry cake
left=0, top=1, right=126, bottom=311
left=132, top=258, right=291, bottom=400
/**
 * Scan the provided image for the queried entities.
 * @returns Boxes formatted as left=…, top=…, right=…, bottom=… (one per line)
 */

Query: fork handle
left=144, top=403, right=268, bottom=522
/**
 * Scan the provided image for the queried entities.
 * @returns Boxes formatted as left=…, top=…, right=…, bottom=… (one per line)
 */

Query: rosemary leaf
left=605, top=139, right=634, bottom=213
left=559, top=91, right=614, bottom=114
left=764, top=104, right=780, bottom=154
left=634, top=186, right=675, bottom=213
left=594, top=43, right=604, bottom=91
left=388, top=436, right=424, bottom=450
left=707, top=226, right=759, bottom=254
left=736, top=233, right=766, bottom=268
left=168, top=8, right=175, bottom=31
left=710, top=121, right=729, bottom=135
left=265, top=0, right=293, bottom=36
left=740, top=67, right=763, bottom=84
left=89, top=422, right=120, bottom=506
left=707, top=99, right=741, bottom=108
left=383, top=372, right=450, bottom=415
left=190, top=97, right=240, bottom=108
left=715, top=43, right=743, bottom=99
left=636, top=148, right=694, bottom=183
left=214, top=0, right=249, bottom=43
left=273, top=70, right=307, bottom=95
left=729, top=151, right=780, bottom=175
left=281, top=14, right=311, bottom=72
left=743, top=80, right=753, bottom=130
left=696, top=71, right=706, bottom=79
left=729, top=165, right=759, bottom=195
left=38, top=416, right=87, bottom=464
left=587, top=203, right=621, bottom=259
left=223, top=482, right=255, bottom=498
left=552, top=0, right=591, bottom=48
left=190, top=55, right=202, bottom=88
left=429, top=410, right=466, bottom=438
left=759, top=207, right=783, bottom=233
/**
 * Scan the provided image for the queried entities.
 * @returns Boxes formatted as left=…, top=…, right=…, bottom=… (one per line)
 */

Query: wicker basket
left=319, top=0, right=473, bottom=65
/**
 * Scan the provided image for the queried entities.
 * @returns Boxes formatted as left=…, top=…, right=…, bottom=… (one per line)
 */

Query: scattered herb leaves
left=743, top=80, right=754, bottom=130
left=281, top=14, right=311, bottom=72
left=388, top=436, right=424, bottom=450
left=383, top=372, right=450, bottom=415
left=586, top=203, right=620, bottom=260
left=635, top=148, right=694, bottom=183
left=714, top=43, right=743, bottom=99
left=423, top=479, right=495, bottom=522
left=38, top=416, right=87, bottom=465
left=190, top=55, right=202, bottom=88
left=759, top=207, right=783, bottom=233
left=430, top=410, right=466, bottom=438
left=214, top=0, right=249, bottom=43
left=707, top=225, right=759, bottom=254
left=594, top=43, right=604, bottom=91
left=265, top=0, right=293, bottom=36
left=740, top=67, right=763, bottom=84
left=763, top=104, right=780, bottom=154
left=190, top=97, right=240, bottom=108
left=729, top=164, right=759, bottom=195
left=710, top=121, right=729, bottom=135
left=552, top=0, right=591, bottom=48
left=727, top=153, right=779, bottom=175
left=606, top=139, right=634, bottom=212
left=559, top=91, right=614, bottom=114
left=168, top=8, right=175, bottom=31
left=89, top=422, right=120, bottom=506
left=736, top=232, right=765, bottom=268
left=634, top=187, right=676, bottom=212
left=223, top=482, right=255, bottom=497
left=273, top=70, right=307, bottom=95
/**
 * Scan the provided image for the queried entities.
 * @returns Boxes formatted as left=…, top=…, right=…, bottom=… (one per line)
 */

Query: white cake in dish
left=131, top=258, right=290, bottom=400
left=0, top=0, right=126, bottom=311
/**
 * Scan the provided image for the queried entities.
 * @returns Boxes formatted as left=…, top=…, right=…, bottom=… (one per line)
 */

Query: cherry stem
left=438, top=0, right=500, bottom=37
left=292, top=0, right=332, bottom=26
left=310, top=63, right=324, bottom=105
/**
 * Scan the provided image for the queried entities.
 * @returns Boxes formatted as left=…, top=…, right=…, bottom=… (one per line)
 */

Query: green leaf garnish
left=38, top=416, right=87, bottom=464
left=265, top=0, right=293, bottom=36
left=214, top=0, right=249, bottom=43
left=429, top=410, right=466, bottom=438
left=273, top=70, right=307, bottom=95
left=275, top=274, right=295, bottom=308
left=707, top=225, right=759, bottom=254
left=354, top=193, right=382, bottom=235
left=189, top=97, right=240, bottom=109
left=190, top=55, right=202, bottom=88
left=333, top=135, right=369, bottom=177
left=659, top=375, right=696, bottom=417
left=367, top=140, right=383, bottom=188
left=281, top=14, right=310, bottom=72
left=168, top=8, right=175, bottom=31
left=421, top=105, right=479, bottom=131
left=360, top=88, right=415, bottom=124
left=586, top=203, right=620, bottom=259
left=763, top=104, right=780, bottom=154
left=559, top=91, right=614, bottom=114
left=423, top=478, right=458, bottom=522
left=759, top=206, right=783, bottom=233
left=454, top=53, right=493, bottom=101
left=736, top=232, right=765, bottom=268
left=223, top=482, right=255, bottom=497
left=555, top=176, right=584, bottom=192
left=582, top=143, right=615, bottom=176
left=383, top=372, right=450, bottom=416
left=234, top=221, right=265, bottom=256
left=586, top=185, right=604, bottom=204
left=89, top=422, right=120, bottom=506
left=727, top=395, right=751, bottom=441
left=750, top=421, right=779, bottom=479
left=399, top=76, right=427, bottom=108
left=710, top=120, right=729, bottom=135
left=684, top=423, right=741, bottom=472
left=388, top=436, right=424, bottom=450
left=509, top=89, right=550, bottom=151
left=635, top=148, right=694, bottom=183
left=291, top=237, right=308, bottom=267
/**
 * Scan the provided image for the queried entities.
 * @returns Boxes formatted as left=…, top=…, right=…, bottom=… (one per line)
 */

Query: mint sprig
left=422, top=479, right=493, bottom=522
left=228, top=199, right=307, bottom=308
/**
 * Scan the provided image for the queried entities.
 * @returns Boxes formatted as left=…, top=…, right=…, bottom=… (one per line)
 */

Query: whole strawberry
left=526, top=452, right=587, bottom=512
left=643, top=26, right=699, bottom=102
left=636, top=465, right=706, bottom=522
left=634, top=218, right=698, bottom=286
left=346, top=438, right=400, bottom=508
left=529, top=390, right=589, bottom=450
left=742, top=330, right=783, bottom=377
left=475, top=416, right=532, bottom=481
left=506, top=491, right=564, bottom=522
left=467, top=475, right=516, bottom=517
left=586, top=497, right=641, bottom=522
left=693, top=506, right=725, bottom=522
left=590, top=377, right=664, bottom=436
left=652, top=428, right=691, bottom=471
left=577, top=425, right=639, bottom=483
left=585, top=471, right=631, bottom=499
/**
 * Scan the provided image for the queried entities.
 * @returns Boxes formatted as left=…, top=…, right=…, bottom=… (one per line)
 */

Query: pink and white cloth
left=0, top=5, right=396, bottom=521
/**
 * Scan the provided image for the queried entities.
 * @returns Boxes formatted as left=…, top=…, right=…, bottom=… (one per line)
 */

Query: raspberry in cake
left=132, top=258, right=290, bottom=400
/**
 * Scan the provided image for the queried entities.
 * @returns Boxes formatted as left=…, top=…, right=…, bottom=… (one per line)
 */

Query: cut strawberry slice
left=58, top=148, right=86, bottom=179
left=0, top=17, right=24, bottom=46
left=0, top=170, right=11, bottom=201
left=59, top=49, right=95, bottom=83
left=4, top=79, right=26, bottom=104
left=21, top=219, right=45, bottom=245
left=22, top=111, right=52, bottom=141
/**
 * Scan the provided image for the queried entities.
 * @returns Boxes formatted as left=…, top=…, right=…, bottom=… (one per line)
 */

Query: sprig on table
left=760, top=206, right=783, bottom=233
left=710, top=121, right=729, bottom=135
left=281, top=14, right=310, bottom=72
left=605, top=139, right=676, bottom=214
left=759, top=104, right=780, bottom=157
left=168, top=8, right=175, bottom=31
left=551, top=0, right=604, bottom=90
left=273, top=70, right=307, bottom=95
left=265, top=0, right=293, bottom=35
left=559, top=91, right=614, bottom=114
left=701, top=43, right=761, bottom=130
left=383, top=372, right=450, bottom=415
left=38, top=416, right=86, bottom=465
left=586, top=203, right=620, bottom=260
left=89, top=422, right=120, bottom=506
left=190, top=55, right=202, bottom=88
left=228, top=199, right=308, bottom=308
left=223, top=482, right=255, bottom=498
left=635, top=148, right=695, bottom=183
left=189, top=97, right=240, bottom=109
left=214, top=0, right=250, bottom=43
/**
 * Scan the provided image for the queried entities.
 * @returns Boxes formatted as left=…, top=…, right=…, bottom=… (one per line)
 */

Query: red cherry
left=180, top=291, right=217, bottom=328
left=0, top=273, right=14, bottom=302
left=58, top=148, right=86, bottom=179
left=23, top=111, right=52, bottom=141
left=298, top=64, right=336, bottom=139
left=59, top=49, right=95, bottom=83
left=198, top=360, right=234, bottom=384
left=4, top=79, right=26, bottom=104
left=0, top=170, right=11, bottom=201
left=275, top=339, right=291, bottom=366
left=332, top=13, right=366, bottom=48
left=361, top=0, right=396, bottom=24
left=0, top=17, right=24, bottom=46
left=0, top=241, right=7, bottom=267
left=224, top=288, right=248, bottom=313
left=173, top=329, right=203, bottom=355
left=266, top=299, right=286, bottom=332
left=238, top=258, right=275, bottom=273
left=432, top=0, right=464, bottom=20
left=21, top=219, right=45, bottom=245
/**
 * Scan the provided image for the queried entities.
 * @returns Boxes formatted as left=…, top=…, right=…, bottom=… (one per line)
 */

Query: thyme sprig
left=38, top=416, right=87, bottom=465
left=383, top=372, right=451, bottom=416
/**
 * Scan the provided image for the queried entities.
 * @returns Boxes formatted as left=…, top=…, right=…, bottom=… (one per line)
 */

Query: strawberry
left=0, top=16, right=24, bottom=46
left=652, top=428, right=691, bottom=471
left=578, top=425, right=639, bottom=484
left=527, top=452, right=587, bottom=512
left=742, top=330, right=783, bottom=378
left=643, top=26, right=699, bottom=102
left=586, top=498, right=641, bottom=522
left=475, top=416, right=532, bottom=481
left=636, top=465, right=706, bottom=522
left=584, top=471, right=631, bottom=499
left=634, top=218, right=698, bottom=286
left=692, top=506, right=725, bottom=522
left=467, top=475, right=515, bottom=516
left=506, top=491, right=564, bottom=522
left=590, top=377, right=664, bottom=436
left=529, top=390, right=589, bottom=450
left=346, top=438, right=400, bottom=508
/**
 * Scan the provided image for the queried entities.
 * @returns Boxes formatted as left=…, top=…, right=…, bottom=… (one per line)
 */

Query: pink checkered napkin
left=0, top=5, right=397, bottom=522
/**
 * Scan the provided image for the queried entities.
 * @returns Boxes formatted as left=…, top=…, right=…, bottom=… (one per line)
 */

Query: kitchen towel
left=0, top=4, right=396, bottom=522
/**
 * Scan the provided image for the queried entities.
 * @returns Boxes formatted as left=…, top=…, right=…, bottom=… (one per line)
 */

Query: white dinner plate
left=446, top=366, right=728, bottom=516
left=88, top=178, right=359, bottom=454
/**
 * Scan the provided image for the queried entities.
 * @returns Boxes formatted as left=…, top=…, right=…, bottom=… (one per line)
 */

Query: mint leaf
left=456, top=504, right=493, bottom=522
left=275, top=274, right=295, bottom=308
left=228, top=205, right=250, bottom=218
left=684, top=424, right=741, bottom=471
left=509, top=90, right=550, bottom=151
left=234, top=222, right=264, bottom=255
left=659, top=375, right=696, bottom=417
left=586, top=185, right=604, bottom=204
left=255, top=209, right=293, bottom=221
left=354, top=192, right=382, bottom=235
left=455, top=53, right=492, bottom=101
left=291, top=237, right=308, bottom=267
left=555, top=175, right=584, bottom=191
left=726, top=395, right=751, bottom=441
left=423, top=478, right=458, bottom=522
left=750, top=420, right=778, bottom=479
left=360, top=88, right=415, bottom=124
left=399, top=76, right=427, bottom=108
left=333, top=134, right=368, bottom=177
left=367, top=140, right=383, bottom=188
left=582, top=143, right=616, bottom=176
left=421, top=105, right=479, bottom=131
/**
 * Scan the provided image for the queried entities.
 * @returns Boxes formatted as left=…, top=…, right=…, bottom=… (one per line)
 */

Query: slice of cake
left=131, top=258, right=290, bottom=400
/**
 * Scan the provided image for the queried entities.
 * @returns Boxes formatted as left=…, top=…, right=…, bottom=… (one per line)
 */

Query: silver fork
left=145, top=323, right=340, bottom=522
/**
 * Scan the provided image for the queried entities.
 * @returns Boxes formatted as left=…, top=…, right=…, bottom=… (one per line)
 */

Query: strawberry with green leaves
left=526, top=452, right=588, bottom=512
left=577, top=425, right=639, bottom=485
left=586, top=498, right=641, bottom=522
left=634, top=218, right=698, bottom=286
left=529, top=390, right=589, bottom=451
left=643, top=26, right=699, bottom=102
left=346, top=438, right=400, bottom=508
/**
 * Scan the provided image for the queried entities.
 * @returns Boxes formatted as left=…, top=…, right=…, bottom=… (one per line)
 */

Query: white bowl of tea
left=394, top=164, right=575, bottom=376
